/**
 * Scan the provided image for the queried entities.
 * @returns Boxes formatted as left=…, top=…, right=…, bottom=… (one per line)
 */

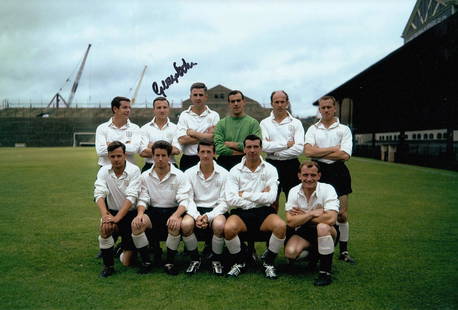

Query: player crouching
left=94, top=141, right=141, bottom=277
left=130, top=140, right=197, bottom=275
left=284, top=161, right=339, bottom=286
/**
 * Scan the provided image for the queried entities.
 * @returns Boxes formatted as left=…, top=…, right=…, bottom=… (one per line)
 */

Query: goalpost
left=73, top=132, right=95, bottom=147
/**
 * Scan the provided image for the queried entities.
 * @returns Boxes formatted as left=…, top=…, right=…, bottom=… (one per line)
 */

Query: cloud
left=0, top=0, right=416, bottom=116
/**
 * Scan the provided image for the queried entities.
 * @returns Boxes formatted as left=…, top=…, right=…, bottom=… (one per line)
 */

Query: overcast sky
left=0, top=0, right=416, bottom=117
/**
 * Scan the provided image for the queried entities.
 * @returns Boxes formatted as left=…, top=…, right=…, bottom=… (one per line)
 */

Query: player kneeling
left=284, top=161, right=339, bottom=286
left=94, top=141, right=141, bottom=277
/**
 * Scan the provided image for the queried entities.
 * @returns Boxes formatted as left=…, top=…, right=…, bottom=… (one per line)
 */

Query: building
left=313, top=0, right=458, bottom=170
left=181, top=84, right=270, bottom=119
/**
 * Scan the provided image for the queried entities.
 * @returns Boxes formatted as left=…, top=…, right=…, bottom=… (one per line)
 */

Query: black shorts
left=230, top=206, right=275, bottom=234
left=179, top=155, right=200, bottom=172
left=266, top=158, right=300, bottom=199
left=289, top=223, right=339, bottom=247
left=316, top=161, right=352, bottom=196
left=145, top=207, right=178, bottom=241
left=194, top=207, right=229, bottom=242
left=107, top=209, right=136, bottom=251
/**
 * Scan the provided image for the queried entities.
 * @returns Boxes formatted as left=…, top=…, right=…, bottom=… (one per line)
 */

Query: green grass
left=0, top=148, right=457, bottom=309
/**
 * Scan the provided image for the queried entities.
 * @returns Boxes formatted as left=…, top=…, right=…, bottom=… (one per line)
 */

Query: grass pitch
left=0, top=147, right=457, bottom=309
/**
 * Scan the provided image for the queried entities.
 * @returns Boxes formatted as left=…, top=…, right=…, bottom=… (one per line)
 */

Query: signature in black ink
left=152, top=58, right=197, bottom=97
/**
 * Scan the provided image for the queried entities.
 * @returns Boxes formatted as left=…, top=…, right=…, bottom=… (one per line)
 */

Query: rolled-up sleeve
left=95, top=126, right=108, bottom=157
left=137, top=177, right=150, bottom=209
left=340, top=126, right=353, bottom=157
left=94, top=169, right=109, bottom=202
left=225, top=173, right=252, bottom=208
left=241, top=167, right=278, bottom=206
left=125, top=169, right=141, bottom=205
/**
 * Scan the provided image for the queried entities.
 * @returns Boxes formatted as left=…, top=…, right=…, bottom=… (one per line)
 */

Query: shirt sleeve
left=304, top=125, right=317, bottom=146
left=225, top=171, right=253, bottom=208
left=125, top=167, right=141, bottom=205
left=176, top=174, right=192, bottom=208
left=284, top=187, right=299, bottom=212
left=261, top=120, right=287, bottom=153
left=139, top=127, right=150, bottom=153
left=241, top=165, right=278, bottom=206
left=323, top=184, right=340, bottom=212
left=186, top=196, right=201, bottom=220
left=214, top=119, right=235, bottom=156
left=137, top=176, right=150, bottom=209
left=205, top=178, right=229, bottom=221
left=176, top=114, right=189, bottom=139
left=95, top=125, right=108, bottom=157
left=340, top=126, right=353, bottom=157
left=94, top=168, right=109, bottom=202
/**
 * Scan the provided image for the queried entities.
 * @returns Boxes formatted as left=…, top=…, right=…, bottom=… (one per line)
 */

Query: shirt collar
left=109, top=117, right=131, bottom=130
left=185, top=105, right=211, bottom=117
left=149, top=163, right=178, bottom=182
left=238, top=156, right=266, bottom=173
left=196, top=160, right=220, bottom=179
left=150, top=117, right=170, bottom=129
left=298, top=183, right=320, bottom=201
left=314, top=117, right=340, bottom=129
left=108, top=164, right=128, bottom=179
left=269, top=111, right=293, bottom=124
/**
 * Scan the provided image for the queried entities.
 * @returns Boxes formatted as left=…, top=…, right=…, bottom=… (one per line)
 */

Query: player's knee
left=317, top=223, right=331, bottom=236
left=100, top=223, right=114, bottom=238
left=338, top=213, right=347, bottom=223
left=181, top=217, right=195, bottom=236
left=120, top=251, right=135, bottom=266
left=284, top=245, right=298, bottom=259
left=212, top=217, right=225, bottom=236
left=273, top=219, right=287, bottom=238
left=224, top=222, right=238, bottom=240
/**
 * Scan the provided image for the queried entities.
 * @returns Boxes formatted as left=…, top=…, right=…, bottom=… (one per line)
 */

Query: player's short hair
left=270, top=90, right=289, bottom=103
left=111, top=96, right=131, bottom=113
left=319, top=95, right=336, bottom=106
left=153, top=96, right=169, bottom=108
left=107, top=141, right=126, bottom=153
left=243, top=134, right=262, bottom=148
left=152, top=140, right=172, bottom=156
left=197, top=141, right=215, bottom=153
left=190, top=82, right=207, bottom=93
left=227, top=90, right=245, bottom=102
left=299, top=160, right=321, bottom=173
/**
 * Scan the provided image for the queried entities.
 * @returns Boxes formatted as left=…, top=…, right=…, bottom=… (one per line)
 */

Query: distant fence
left=355, top=141, right=458, bottom=170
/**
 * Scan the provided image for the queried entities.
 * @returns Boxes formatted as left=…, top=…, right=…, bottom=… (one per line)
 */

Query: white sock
left=318, top=235, right=335, bottom=255
left=98, top=235, right=114, bottom=249
left=212, top=236, right=224, bottom=255
left=131, top=232, right=149, bottom=249
left=182, top=233, right=198, bottom=251
left=166, top=234, right=181, bottom=251
left=337, top=221, right=349, bottom=242
left=225, top=236, right=241, bottom=254
left=268, top=234, right=285, bottom=254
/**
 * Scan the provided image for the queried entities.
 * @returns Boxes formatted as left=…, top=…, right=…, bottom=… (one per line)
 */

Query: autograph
left=152, top=58, right=197, bottom=97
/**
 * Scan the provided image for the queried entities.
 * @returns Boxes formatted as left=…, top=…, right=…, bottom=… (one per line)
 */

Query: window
left=429, top=133, right=433, bottom=139
left=437, top=133, right=442, bottom=139
left=423, top=133, right=428, bottom=140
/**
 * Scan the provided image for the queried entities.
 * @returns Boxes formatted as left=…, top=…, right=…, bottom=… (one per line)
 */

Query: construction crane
left=67, top=44, right=92, bottom=107
left=131, top=65, right=147, bottom=105
left=48, top=44, right=91, bottom=109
